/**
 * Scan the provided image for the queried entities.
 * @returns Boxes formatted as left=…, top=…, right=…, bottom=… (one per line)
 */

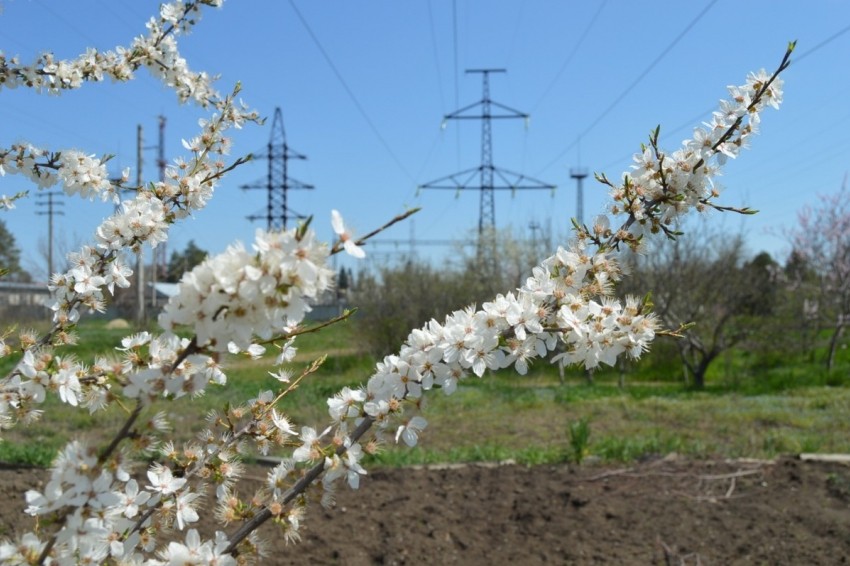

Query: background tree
left=784, top=179, right=850, bottom=372
left=0, top=218, right=31, bottom=282
left=754, top=249, right=822, bottom=363
left=353, top=226, right=553, bottom=356
left=338, top=267, right=350, bottom=291
left=21, top=228, right=84, bottom=282
left=740, top=252, right=780, bottom=317
left=620, top=222, right=775, bottom=389
left=166, top=239, right=208, bottom=282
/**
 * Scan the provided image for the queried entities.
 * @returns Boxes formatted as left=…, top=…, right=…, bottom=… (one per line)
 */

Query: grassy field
left=1, top=316, right=848, bottom=468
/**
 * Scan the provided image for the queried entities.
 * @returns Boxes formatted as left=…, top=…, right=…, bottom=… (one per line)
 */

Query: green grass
left=2, top=316, right=850, bottom=468
left=0, top=439, right=56, bottom=467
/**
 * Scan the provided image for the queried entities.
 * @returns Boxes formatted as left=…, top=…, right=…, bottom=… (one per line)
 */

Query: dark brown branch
left=223, top=416, right=375, bottom=555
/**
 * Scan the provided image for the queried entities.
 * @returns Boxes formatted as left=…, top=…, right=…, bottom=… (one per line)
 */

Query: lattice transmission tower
left=419, top=69, right=556, bottom=256
left=242, top=108, right=314, bottom=231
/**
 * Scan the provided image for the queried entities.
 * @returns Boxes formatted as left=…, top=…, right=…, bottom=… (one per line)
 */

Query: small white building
left=0, top=281, right=51, bottom=321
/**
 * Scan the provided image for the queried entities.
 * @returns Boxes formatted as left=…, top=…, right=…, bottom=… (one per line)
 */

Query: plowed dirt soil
left=2, top=456, right=849, bottom=565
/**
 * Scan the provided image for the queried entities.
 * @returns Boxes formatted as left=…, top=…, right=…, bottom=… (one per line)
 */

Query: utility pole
left=242, top=108, right=314, bottom=231
left=151, top=115, right=166, bottom=309
left=570, top=137, right=588, bottom=226
left=529, top=220, right=541, bottom=250
left=419, top=69, right=555, bottom=273
left=35, top=191, right=65, bottom=278
left=570, top=167, right=588, bottom=227
left=136, top=124, right=145, bottom=323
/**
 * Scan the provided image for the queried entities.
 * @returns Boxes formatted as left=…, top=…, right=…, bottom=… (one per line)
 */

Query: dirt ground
left=2, top=456, right=849, bottom=565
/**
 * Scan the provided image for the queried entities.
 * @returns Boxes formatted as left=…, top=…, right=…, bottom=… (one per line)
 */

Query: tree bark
left=826, top=320, right=845, bottom=373
left=692, top=350, right=720, bottom=390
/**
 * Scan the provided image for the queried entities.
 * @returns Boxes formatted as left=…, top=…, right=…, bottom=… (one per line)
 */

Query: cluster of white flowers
left=159, top=227, right=335, bottom=352
left=0, top=1, right=221, bottom=101
left=137, top=4, right=222, bottom=106
left=57, top=150, right=115, bottom=202
left=0, top=145, right=119, bottom=203
left=7, top=438, right=238, bottom=565
left=41, top=94, right=257, bottom=331
left=285, top=245, right=653, bottom=479
left=120, top=332, right=226, bottom=402
left=0, top=0, right=226, bottom=207
left=230, top=241, right=661, bottom=546
left=0, top=0, right=261, bottom=335
left=594, top=67, right=786, bottom=252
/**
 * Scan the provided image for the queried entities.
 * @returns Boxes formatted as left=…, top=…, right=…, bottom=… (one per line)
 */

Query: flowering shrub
left=0, top=2, right=792, bottom=564
left=782, top=181, right=850, bottom=372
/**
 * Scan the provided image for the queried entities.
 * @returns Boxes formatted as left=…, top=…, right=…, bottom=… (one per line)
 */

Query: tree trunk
left=826, top=320, right=846, bottom=373
left=692, top=351, right=719, bottom=390
left=676, top=344, right=691, bottom=387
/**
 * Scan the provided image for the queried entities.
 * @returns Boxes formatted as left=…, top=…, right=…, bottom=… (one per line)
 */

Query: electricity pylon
left=418, top=69, right=555, bottom=271
left=570, top=167, right=588, bottom=227
left=242, top=108, right=314, bottom=231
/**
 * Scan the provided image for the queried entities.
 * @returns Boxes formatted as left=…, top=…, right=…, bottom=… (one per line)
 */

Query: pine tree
left=0, top=218, right=31, bottom=282
left=166, top=240, right=209, bottom=282
left=338, top=267, right=350, bottom=290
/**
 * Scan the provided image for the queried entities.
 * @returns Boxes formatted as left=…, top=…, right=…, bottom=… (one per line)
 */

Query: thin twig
left=330, top=207, right=421, bottom=256
left=223, top=416, right=375, bottom=555
left=254, top=309, right=357, bottom=347
left=672, top=490, right=750, bottom=502
left=99, top=402, right=143, bottom=464
left=583, top=468, right=633, bottom=481
left=725, top=476, right=736, bottom=498
left=697, top=468, right=762, bottom=481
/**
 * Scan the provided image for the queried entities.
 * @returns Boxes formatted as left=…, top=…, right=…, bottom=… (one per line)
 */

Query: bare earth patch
left=2, top=457, right=849, bottom=565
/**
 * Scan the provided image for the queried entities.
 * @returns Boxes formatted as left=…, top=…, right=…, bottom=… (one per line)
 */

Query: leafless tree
left=621, top=221, right=776, bottom=388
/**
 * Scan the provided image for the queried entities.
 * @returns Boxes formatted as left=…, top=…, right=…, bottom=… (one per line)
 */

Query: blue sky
left=1, top=0, right=848, bottom=281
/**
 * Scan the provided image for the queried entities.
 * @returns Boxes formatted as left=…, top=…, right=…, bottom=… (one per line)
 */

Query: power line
left=95, top=0, right=142, bottom=33
left=595, top=107, right=714, bottom=173
left=504, top=0, right=528, bottom=68
left=535, top=0, right=719, bottom=176
left=452, top=0, right=461, bottom=170
left=114, top=0, right=149, bottom=21
left=0, top=102, right=104, bottom=148
left=529, top=0, right=608, bottom=113
left=285, top=0, right=415, bottom=183
left=795, top=22, right=850, bottom=63
left=0, top=28, right=36, bottom=54
left=413, top=129, right=444, bottom=183
left=33, top=0, right=101, bottom=46
left=426, top=0, right=446, bottom=114
left=595, top=25, right=850, bottom=176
